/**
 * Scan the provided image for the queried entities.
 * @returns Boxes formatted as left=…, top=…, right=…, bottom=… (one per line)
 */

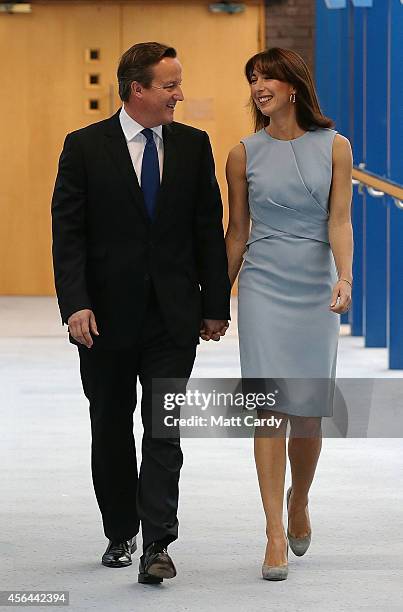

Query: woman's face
left=250, top=69, right=295, bottom=117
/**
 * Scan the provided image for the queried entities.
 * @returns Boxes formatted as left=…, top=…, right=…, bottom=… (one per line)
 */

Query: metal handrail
left=352, top=165, right=403, bottom=209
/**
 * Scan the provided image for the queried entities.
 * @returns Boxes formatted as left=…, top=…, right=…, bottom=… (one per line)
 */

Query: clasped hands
left=200, top=319, right=229, bottom=342
left=67, top=310, right=229, bottom=348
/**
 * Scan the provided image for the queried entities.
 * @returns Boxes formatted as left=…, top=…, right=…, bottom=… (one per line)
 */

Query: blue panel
left=351, top=190, right=364, bottom=334
left=388, top=0, right=403, bottom=369
left=351, top=9, right=364, bottom=165
left=389, top=0, right=403, bottom=188
left=323, top=0, right=373, bottom=7
left=325, top=0, right=346, bottom=7
left=340, top=313, right=349, bottom=325
left=339, top=5, right=352, bottom=326
left=350, top=0, right=373, bottom=7
left=316, top=0, right=331, bottom=114
left=329, top=12, right=343, bottom=126
left=363, top=195, right=388, bottom=347
left=389, top=203, right=403, bottom=369
left=363, top=0, right=388, bottom=347
left=338, top=6, right=351, bottom=138
left=316, top=2, right=351, bottom=324
left=350, top=8, right=364, bottom=336
left=318, top=8, right=345, bottom=126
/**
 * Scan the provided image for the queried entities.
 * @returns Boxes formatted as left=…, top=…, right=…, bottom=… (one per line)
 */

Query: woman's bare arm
left=225, top=143, right=250, bottom=287
left=328, top=134, right=354, bottom=314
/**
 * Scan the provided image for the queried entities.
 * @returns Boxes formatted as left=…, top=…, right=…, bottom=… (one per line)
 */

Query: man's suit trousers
left=78, top=285, right=197, bottom=550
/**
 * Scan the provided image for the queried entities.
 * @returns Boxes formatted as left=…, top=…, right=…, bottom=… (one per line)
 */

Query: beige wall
left=0, top=0, right=264, bottom=295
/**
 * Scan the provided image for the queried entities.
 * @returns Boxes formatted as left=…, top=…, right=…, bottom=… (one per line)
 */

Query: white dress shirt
left=119, top=105, right=164, bottom=185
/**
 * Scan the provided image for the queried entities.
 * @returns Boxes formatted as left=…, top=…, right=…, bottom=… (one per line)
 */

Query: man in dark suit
left=51, top=42, right=230, bottom=584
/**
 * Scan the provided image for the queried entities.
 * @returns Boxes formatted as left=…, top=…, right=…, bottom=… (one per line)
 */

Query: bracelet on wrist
left=339, top=278, right=353, bottom=288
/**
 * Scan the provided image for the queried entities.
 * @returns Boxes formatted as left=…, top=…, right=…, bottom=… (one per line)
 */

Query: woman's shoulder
left=228, top=143, right=246, bottom=163
left=332, top=132, right=351, bottom=148
left=240, top=129, right=265, bottom=145
left=227, top=143, right=247, bottom=179
left=311, top=128, right=350, bottom=145
left=309, top=129, right=353, bottom=161
left=309, top=126, right=338, bottom=139
left=332, top=133, right=353, bottom=165
left=228, top=130, right=264, bottom=160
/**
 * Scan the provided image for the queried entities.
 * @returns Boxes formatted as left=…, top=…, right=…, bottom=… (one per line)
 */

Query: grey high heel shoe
left=262, top=540, right=289, bottom=581
left=286, top=486, right=312, bottom=556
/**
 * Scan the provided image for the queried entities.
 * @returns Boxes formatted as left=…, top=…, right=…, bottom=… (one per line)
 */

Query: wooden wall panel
left=0, top=3, right=120, bottom=294
left=0, top=1, right=263, bottom=295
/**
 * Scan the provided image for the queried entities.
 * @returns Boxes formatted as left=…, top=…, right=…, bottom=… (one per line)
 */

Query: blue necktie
left=141, top=128, right=160, bottom=220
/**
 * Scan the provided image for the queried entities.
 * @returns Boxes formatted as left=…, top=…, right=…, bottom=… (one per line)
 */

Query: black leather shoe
left=102, top=537, right=137, bottom=568
left=138, top=542, right=176, bottom=584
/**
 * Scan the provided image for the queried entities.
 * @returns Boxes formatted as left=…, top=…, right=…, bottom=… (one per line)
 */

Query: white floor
left=1, top=297, right=402, bottom=611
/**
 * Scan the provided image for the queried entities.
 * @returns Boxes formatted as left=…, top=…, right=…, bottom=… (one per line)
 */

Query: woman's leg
left=254, top=410, right=289, bottom=566
left=287, top=416, right=322, bottom=537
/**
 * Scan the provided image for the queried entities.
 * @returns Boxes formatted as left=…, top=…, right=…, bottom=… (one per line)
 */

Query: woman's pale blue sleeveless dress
left=238, top=128, right=340, bottom=417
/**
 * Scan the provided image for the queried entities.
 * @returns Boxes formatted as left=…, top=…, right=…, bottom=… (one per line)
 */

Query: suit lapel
left=103, top=111, right=150, bottom=224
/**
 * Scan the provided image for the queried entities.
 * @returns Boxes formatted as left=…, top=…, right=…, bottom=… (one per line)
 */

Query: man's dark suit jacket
left=51, top=109, right=231, bottom=349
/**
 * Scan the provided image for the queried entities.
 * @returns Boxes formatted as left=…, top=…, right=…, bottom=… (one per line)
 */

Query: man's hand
left=200, top=319, right=229, bottom=342
left=67, top=309, right=99, bottom=348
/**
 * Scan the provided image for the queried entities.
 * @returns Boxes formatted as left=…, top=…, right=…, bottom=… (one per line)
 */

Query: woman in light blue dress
left=225, top=48, right=353, bottom=580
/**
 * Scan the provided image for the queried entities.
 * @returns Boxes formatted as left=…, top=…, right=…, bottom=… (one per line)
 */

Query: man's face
left=132, top=57, right=184, bottom=126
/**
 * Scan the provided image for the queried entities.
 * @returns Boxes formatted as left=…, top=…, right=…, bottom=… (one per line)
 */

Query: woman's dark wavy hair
left=245, top=47, right=334, bottom=132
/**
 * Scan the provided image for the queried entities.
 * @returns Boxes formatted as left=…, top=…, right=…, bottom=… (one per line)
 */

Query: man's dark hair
left=117, top=42, right=177, bottom=102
